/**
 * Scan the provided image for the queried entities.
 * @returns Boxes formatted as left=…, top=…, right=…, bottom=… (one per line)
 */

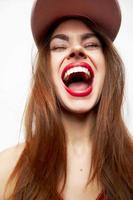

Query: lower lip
left=63, top=84, right=93, bottom=97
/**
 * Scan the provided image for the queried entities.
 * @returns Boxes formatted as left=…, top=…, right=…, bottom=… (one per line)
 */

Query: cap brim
left=31, top=0, right=121, bottom=45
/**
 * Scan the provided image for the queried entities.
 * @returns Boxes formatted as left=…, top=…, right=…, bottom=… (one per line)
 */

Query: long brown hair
left=5, top=17, right=133, bottom=200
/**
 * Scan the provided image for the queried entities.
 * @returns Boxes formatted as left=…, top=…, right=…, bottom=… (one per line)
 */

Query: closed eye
left=50, top=46, right=67, bottom=51
left=84, top=43, right=101, bottom=49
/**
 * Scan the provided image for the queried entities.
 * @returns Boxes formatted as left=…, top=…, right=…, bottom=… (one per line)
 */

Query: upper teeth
left=63, top=66, right=91, bottom=81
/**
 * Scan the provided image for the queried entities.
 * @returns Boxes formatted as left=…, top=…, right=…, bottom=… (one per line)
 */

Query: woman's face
left=49, top=19, right=106, bottom=114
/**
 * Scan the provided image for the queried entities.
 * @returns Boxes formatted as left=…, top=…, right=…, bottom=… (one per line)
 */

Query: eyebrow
left=50, top=32, right=98, bottom=42
left=81, top=33, right=97, bottom=40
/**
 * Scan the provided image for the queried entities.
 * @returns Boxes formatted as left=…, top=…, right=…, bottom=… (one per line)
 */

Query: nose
left=67, top=46, right=87, bottom=60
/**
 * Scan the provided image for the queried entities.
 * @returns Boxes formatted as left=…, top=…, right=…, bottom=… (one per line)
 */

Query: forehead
left=51, top=19, right=93, bottom=37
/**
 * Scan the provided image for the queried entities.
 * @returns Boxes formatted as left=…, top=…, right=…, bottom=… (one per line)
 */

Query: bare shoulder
left=0, top=143, right=25, bottom=199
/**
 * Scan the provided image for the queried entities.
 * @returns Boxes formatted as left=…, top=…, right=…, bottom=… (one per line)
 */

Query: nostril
left=68, top=51, right=87, bottom=59
left=69, top=52, right=75, bottom=58
left=79, top=52, right=87, bottom=58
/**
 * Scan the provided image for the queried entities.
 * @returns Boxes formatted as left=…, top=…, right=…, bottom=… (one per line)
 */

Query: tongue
left=68, top=82, right=89, bottom=91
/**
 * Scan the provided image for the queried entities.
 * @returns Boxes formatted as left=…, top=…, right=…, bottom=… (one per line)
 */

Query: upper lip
left=61, top=62, right=94, bottom=80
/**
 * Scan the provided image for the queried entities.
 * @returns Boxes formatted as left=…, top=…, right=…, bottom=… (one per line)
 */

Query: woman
left=1, top=0, right=133, bottom=199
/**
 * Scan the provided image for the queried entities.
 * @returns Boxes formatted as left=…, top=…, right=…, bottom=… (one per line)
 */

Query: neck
left=61, top=109, right=96, bottom=152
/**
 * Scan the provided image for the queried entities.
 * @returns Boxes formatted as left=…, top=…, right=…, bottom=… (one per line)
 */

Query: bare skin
left=0, top=143, right=102, bottom=200
left=50, top=20, right=105, bottom=199
left=0, top=143, right=25, bottom=199
left=0, top=20, right=104, bottom=200
left=0, top=112, right=101, bottom=200
left=57, top=111, right=102, bottom=200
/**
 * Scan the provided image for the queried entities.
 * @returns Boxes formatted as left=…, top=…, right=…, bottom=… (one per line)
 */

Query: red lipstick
left=61, top=62, right=94, bottom=97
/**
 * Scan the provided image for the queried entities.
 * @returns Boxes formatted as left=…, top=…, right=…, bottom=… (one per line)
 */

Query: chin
left=60, top=102, right=95, bottom=115
left=56, top=89, right=101, bottom=115
left=71, top=109, right=91, bottom=115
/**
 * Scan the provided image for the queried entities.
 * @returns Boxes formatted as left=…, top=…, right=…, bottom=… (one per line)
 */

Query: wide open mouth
left=62, top=65, right=94, bottom=92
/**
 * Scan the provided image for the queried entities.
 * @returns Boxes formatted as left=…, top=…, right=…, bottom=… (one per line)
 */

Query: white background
left=0, top=0, right=133, bottom=152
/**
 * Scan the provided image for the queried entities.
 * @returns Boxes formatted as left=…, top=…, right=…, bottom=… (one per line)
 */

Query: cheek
left=49, top=52, right=67, bottom=80
left=49, top=53, right=62, bottom=83
left=49, top=54, right=59, bottom=79
left=89, top=52, right=106, bottom=91
left=89, top=51, right=106, bottom=73
left=50, top=53, right=59, bottom=68
left=50, top=52, right=66, bottom=66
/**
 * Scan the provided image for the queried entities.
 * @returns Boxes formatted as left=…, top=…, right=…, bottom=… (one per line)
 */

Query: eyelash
left=51, top=46, right=66, bottom=51
left=50, top=43, right=101, bottom=51
left=84, top=43, right=101, bottom=49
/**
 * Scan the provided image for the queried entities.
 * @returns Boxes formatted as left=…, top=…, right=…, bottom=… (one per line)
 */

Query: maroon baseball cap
left=31, top=0, right=121, bottom=46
